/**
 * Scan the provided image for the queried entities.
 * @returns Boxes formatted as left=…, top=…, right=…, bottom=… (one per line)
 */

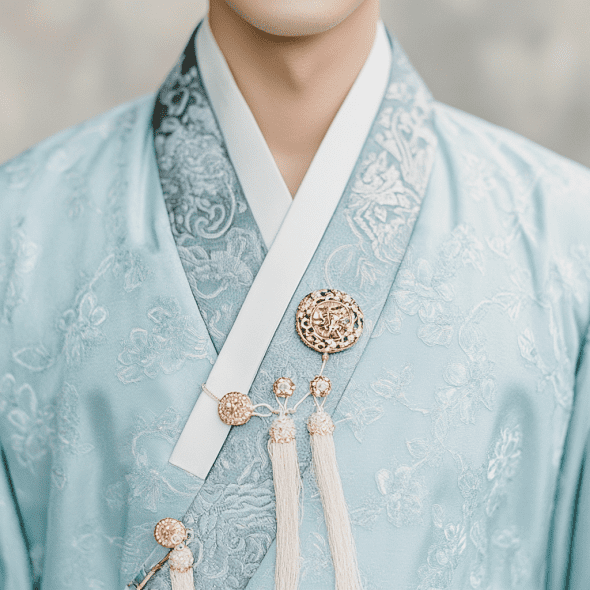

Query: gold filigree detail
left=154, top=518, right=187, bottom=549
left=307, top=411, right=335, bottom=436
left=310, top=375, right=332, bottom=397
left=269, top=416, right=297, bottom=443
left=296, top=290, right=363, bottom=354
left=218, top=392, right=254, bottom=426
left=273, top=376, right=296, bottom=398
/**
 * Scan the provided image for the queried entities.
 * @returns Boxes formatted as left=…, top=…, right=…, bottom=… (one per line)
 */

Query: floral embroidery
left=417, top=505, right=467, bottom=590
left=0, top=374, right=53, bottom=472
left=105, top=481, right=127, bottom=511
left=467, top=427, right=529, bottom=588
left=154, top=58, right=266, bottom=349
left=0, top=226, right=40, bottom=323
left=376, top=465, right=428, bottom=527
left=64, top=170, right=93, bottom=219
left=179, top=227, right=263, bottom=300
left=486, top=425, right=522, bottom=516
left=53, top=383, right=94, bottom=458
left=126, top=408, right=202, bottom=512
left=117, top=297, right=211, bottom=384
left=461, top=153, right=498, bottom=204
left=186, top=473, right=276, bottom=589
left=337, top=386, right=384, bottom=442
left=388, top=225, right=484, bottom=347
left=58, top=519, right=123, bottom=589
left=113, top=249, right=149, bottom=293
left=12, top=343, right=54, bottom=372
left=371, top=362, right=427, bottom=413
left=0, top=376, right=94, bottom=481
left=435, top=359, right=496, bottom=426
left=57, top=255, right=112, bottom=364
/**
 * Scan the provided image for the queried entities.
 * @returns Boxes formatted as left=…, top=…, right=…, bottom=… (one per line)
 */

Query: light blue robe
left=1, top=25, right=590, bottom=590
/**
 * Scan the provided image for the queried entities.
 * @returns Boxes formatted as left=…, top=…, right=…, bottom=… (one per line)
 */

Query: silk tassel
left=268, top=415, right=301, bottom=590
left=168, top=544, right=195, bottom=590
left=308, top=410, right=362, bottom=590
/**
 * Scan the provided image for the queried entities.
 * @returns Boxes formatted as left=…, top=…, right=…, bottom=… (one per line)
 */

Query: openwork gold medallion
left=154, top=518, right=188, bottom=549
left=296, top=289, right=363, bottom=354
left=218, top=391, right=254, bottom=425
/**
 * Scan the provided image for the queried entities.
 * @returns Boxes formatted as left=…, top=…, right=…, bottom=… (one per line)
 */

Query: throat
left=209, top=0, right=380, bottom=198
left=273, top=149, right=315, bottom=199
left=262, top=110, right=332, bottom=198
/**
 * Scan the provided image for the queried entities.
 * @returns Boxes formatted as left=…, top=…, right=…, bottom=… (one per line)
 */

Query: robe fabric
left=1, top=23, right=590, bottom=590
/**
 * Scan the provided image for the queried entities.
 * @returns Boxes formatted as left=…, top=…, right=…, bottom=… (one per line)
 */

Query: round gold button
left=218, top=391, right=254, bottom=425
left=154, top=518, right=187, bottom=549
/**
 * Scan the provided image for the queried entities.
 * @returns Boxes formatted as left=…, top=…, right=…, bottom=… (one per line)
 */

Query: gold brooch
left=295, top=289, right=363, bottom=354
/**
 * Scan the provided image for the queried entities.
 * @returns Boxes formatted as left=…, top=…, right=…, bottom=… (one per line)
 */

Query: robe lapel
left=140, top=31, right=438, bottom=590
left=153, top=27, right=267, bottom=353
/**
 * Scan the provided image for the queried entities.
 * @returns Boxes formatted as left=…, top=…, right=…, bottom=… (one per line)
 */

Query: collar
left=196, top=17, right=392, bottom=248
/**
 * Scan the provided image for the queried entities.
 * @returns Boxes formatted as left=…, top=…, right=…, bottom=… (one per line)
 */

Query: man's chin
left=221, top=0, right=368, bottom=37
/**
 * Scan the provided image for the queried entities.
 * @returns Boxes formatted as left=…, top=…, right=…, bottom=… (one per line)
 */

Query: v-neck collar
left=169, top=22, right=393, bottom=479
left=134, top=25, right=438, bottom=589
left=196, top=17, right=392, bottom=249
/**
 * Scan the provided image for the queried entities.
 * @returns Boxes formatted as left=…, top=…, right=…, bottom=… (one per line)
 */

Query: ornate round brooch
left=295, top=289, right=364, bottom=354
left=154, top=517, right=188, bottom=549
left=217, top=391, right=254, bottom=426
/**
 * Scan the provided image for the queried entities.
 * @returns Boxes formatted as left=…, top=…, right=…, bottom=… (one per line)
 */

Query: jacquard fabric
left=153, top=28, right=266, bottom=352
left=141, top=28, right=436, bottom=590
left=1, top=23, right=590, bottom=590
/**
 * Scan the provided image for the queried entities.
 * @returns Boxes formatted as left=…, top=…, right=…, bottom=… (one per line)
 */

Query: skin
left=208, top=0, right=381, bottom=196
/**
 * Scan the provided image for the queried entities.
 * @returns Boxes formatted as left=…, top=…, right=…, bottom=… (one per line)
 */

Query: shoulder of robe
left=431, top=100, right=590, bottom=252
left=0, top=93, right=156, bottom=230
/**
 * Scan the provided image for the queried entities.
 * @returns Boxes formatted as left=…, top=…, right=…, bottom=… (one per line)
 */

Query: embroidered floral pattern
left=0, top=226, right=39, bottom=323
left=371, top=362, right=427, bottom=413
left=117, top=297, right=211, bottom=384
left=0, top=374, right=53, bottom=472
left=57, top=255, right=112, bottom=364
left=467, top=426, right=529, bottom=589
left=337, top=386, right=384, bottom=442
left=154, top=55, right=266, bottom=349
left=386, top=225, right=484, bottom=347
left=417, top=505, right=467, bottom=590
left=376, top=465, right=428, bottom=527
left=126, top=408, right=202, bottom=513
left=0, top=376, right=93, bottom=479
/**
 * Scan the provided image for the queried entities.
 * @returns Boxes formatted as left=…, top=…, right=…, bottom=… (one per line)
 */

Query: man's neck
left=208, top=0, right=380, bottom=196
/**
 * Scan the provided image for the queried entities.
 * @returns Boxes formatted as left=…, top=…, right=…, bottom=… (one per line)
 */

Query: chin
left=223, top=0, right=369, bottom=36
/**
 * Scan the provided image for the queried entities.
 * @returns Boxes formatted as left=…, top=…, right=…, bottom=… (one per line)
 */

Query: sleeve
left=546, top=328, right=590, bottom=590
left=0, top=448, right=33, bottom=590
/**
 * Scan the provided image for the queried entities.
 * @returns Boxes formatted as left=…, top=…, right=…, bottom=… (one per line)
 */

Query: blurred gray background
left=1, top=0, right=589, bottom=166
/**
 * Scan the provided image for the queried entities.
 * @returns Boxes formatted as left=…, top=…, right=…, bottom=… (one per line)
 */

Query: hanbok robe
left=1, top=17, right=590, bottom=590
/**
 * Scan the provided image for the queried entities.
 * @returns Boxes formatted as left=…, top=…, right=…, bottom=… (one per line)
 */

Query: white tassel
left=268, top=416, right=301, bottom=590
left=168, top=543, right=195, bottom=590
left=308, top=410, right=362, bottom=590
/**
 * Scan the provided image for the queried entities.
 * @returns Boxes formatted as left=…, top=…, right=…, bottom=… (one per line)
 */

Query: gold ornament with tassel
left=134, top=518, right=195, bottom=590
left=201, top=375, right=308, bottom=590
left=268, top=377, right=301, bottom=590
left=296, top=289, right=364, bottom=590
left=136, top=288, right=363, bottom=590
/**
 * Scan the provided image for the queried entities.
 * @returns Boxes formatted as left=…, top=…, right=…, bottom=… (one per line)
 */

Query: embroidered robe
left=1, top=23, right=590, bottom=590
